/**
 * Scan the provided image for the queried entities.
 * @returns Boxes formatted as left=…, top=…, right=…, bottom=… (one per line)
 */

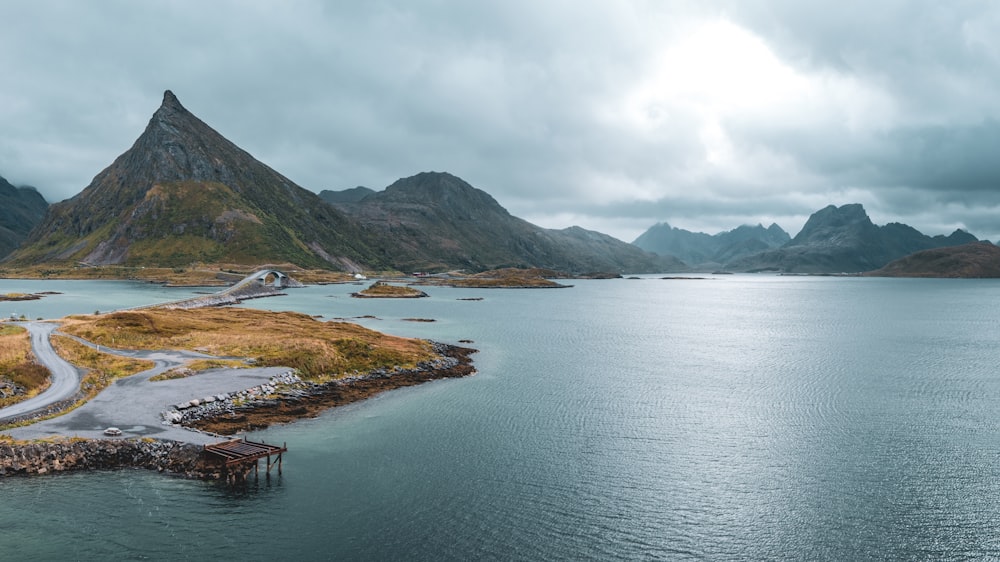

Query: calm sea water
left=2, top=276, right=1000, bottom=560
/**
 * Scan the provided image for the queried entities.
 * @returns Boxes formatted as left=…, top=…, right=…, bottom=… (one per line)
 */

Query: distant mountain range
left=0, top=175, right=47, bottom=259
left=322, top=171, right=684, bottom=273
left=5, top=91, right=680, bottom=274
left=633, top=222, right=790, bottom=268
left=635, top=204, right=982, bottom=274
left=3, top=91, right=990, bottom=277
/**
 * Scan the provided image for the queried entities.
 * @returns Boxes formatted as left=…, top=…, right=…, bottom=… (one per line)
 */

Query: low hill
left=0, top=176, right=48, bottom=259
left=328, top=171, right=685, bottom=274
left=866, top=242, right=1000, bottom=277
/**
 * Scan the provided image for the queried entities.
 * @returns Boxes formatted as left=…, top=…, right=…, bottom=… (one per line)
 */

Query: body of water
left=2, top=275, right=1000, bottom=560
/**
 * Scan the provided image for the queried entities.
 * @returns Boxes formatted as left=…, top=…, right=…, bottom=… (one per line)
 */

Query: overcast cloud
left=2, top=0, right=1000, bottom=242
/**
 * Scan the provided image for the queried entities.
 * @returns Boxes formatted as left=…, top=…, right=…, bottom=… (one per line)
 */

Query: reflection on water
left=3, top=276, right=1000, bottom=560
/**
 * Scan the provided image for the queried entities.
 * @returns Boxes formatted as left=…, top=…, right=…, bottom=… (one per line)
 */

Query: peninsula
left=0, top=306, right=476, bottom=479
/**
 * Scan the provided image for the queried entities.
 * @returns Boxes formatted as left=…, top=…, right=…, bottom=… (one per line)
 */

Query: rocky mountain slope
left=326, top=172, right=685, bottom=273
left=633, top=222, right=789, bottom=267
left=0, top=175, right=48, bottom=259
left=866, top=242, right=1000, bottom=277
left=725, top=204, right=978, bottom=273
left=6, top=91, right=380, bottom=270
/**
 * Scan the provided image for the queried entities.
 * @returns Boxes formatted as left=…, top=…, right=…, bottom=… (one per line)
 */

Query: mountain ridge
left=7, top=91, right=381, bottom=270
left=725, top=204, right=980, bottom=273
left=328, top=171, right=685, bottom=273
left=0, top=175, right=48, bottom=259
left=633, top=221, right=790, bottom=267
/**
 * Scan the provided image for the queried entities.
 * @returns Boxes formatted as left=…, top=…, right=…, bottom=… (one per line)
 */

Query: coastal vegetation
left=149, top=359, right=249, bottom=381
left=0, top=293, right=42, bottom=302
left=0, top=325, right=49, bottom=407
left=0, top=264, right=359, bottom=286
left=50, top=337, right=155, bottom=399
left=353, top=282, right=428, bottom=298
left=57, top=308, right=437, bottom=381
left=438, top=268, right=570, bottom=288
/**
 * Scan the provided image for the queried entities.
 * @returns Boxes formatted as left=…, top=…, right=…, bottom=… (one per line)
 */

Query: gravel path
left=2, top=323, right=290, bottom=445
left=0, top=322, right=80, bottom=422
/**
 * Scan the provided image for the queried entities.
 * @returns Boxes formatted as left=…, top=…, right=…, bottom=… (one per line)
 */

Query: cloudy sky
left=2, top=1, right=1000, bottom=242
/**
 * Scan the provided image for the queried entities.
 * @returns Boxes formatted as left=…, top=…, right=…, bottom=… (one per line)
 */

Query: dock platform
left=204, top=438, right=287, bottom=482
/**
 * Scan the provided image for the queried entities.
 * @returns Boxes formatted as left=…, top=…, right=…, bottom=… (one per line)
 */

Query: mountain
left=633, top=222, right=790, bottom=267
left=318, top=186, right=375, bottom=204
left=867, top=242, right=1000, bottom=277
left=0, top=175, right=48, bottom=259
left=327, top=171, right=685, bottom=273
left=726, top=204, right=980, bottom=273
left=6, top=91, right=381, bottom=270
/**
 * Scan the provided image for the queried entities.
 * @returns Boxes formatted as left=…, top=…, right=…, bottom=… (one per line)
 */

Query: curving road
left=0, top=322, right=81, bottom=422
left=1, top=322, right=290, bottom=444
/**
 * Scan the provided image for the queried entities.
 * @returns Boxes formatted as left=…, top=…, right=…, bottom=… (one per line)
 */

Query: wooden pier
left=204, top=438, right=287, bottom=483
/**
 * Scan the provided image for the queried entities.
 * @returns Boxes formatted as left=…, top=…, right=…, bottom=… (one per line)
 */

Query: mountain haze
left=8, top=91, right=379, bottom=270
left=0, top=175, right=48, bottom=259
left=633, top=222, right=789, bottom=267
left=726, top=204, right=979, bottom=273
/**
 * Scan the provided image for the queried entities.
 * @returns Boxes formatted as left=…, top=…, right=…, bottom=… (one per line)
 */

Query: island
left=421, top=268, right=573, bottom=289
left=352, top=281, right=429, bottom=298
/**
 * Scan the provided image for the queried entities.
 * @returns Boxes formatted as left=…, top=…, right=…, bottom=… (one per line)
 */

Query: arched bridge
left=128, top=269, right=301, bottom=310
left=229, top=269, right=293, bottom=290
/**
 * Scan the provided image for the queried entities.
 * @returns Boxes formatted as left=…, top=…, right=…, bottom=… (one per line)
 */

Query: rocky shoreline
left=1, top=342, right=477, bottom=480
left=179, top=342, right=476, bottom=435
left=0, top=439, right=218, bottom=478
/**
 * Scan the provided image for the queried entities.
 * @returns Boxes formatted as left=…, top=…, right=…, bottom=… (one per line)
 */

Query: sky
left=2, top=1, right=1000, bottom=243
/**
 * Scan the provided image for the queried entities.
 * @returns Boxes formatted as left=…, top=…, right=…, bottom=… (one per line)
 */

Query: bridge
left=228, top=269, right=292, bottom=291
left=130, top=269, right=302, bottom=311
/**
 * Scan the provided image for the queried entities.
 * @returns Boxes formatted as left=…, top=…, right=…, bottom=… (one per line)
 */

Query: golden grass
left=356, top=282, right=427, bottom=297
left=0, top=264, right=374, bottom=286
left=50, top=336, right=155, bottom=398
left=149, top=359, right=248, bottom=381
left=427, top=268, right=568, bottom=288
left=0, top=326, right=50, bottom=408
left=58, top=308, right=436, bottom=381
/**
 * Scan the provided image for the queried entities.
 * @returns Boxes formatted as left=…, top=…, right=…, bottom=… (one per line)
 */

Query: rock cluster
left=164, top=370, right=302, bottom=425
left=1, top=391, right=87, bottom=426
left=176, top=343, right=473, bottom=432
left=0, top=380, right=26, bottom=399
left=0, top=439, right=214, bottom=478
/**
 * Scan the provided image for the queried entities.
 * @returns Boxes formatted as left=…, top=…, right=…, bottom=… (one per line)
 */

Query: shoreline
left=182, top=343, right=476, bottom=435
left=1, top=343, right=477, bottom=480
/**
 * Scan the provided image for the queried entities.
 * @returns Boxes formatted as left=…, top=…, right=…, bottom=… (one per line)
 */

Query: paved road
left=2, top=323, right=290, bottom=444
left=0, top=322, right=81, bottom=422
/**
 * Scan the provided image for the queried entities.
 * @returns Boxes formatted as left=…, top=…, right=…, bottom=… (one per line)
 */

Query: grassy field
left=58, top=308, right=437, bottom=381
left=0, top=325, right=50, bottom=408
left=0, top=264, right=363, bottom=286
left=440, top=268, right=567, bottom=288
left=50, top=337, right=156, bottom=399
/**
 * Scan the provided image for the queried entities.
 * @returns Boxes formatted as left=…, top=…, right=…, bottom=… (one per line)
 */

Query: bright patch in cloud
left=626, top=19, right=808, bottom=128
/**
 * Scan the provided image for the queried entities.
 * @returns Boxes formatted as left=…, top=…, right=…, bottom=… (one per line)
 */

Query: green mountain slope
left=0, top=175, right=48, bottom=259
left=6, top=91, right=380, bottom=270
left=329, top=171, right=685, bottom=273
